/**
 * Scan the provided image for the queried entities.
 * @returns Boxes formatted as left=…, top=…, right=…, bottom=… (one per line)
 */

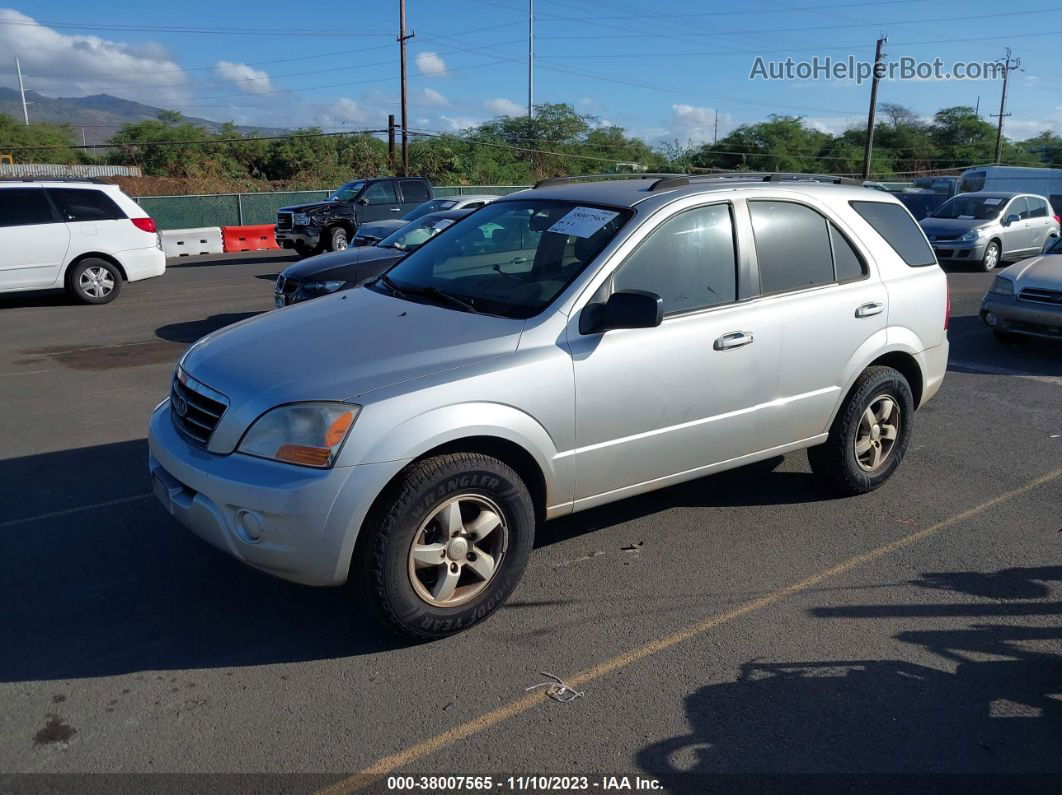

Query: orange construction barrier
left=221, top=224, right=281, bottom=253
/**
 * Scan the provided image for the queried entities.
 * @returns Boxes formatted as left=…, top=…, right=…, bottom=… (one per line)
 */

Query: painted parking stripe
left=949, top=359, right=1062, bottom=386
left=319, top=467, right=1062, bottom=794
left=0, top=494, right=153, bottom=529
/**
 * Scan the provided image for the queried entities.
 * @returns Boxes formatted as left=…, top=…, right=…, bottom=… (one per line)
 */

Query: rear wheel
left=354, top=452, right=535, bottom=640
left=980, top=240, right=1000, bottom=271
left=808, top=366, right=914, bottom=496
left=67, top=258, right=122, bottom=304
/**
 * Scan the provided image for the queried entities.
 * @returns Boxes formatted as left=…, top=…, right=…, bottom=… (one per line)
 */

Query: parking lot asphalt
left=1, top=252, right=1060, bottom=791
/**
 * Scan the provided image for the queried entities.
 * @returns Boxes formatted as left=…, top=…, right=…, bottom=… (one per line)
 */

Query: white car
left=0, top=179, right=165, bottom=304
left=352, top=194, right=500, bottom=246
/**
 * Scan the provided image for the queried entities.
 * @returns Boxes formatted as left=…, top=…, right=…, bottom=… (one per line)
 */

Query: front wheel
left=327, top=227, right=349, bottom=252
left=353, top=453, right=535, bottom=640
left=807, top=366, right=914, bottom=496
left=980, top=241, right=1000, bottom=271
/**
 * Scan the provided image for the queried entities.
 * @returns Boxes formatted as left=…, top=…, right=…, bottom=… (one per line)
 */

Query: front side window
left=363, top=182, right=398, bottom=205
left=331, top=181, right=365, bottom=201
left=371, top=200, right=631, bottom=318
left=378, top=215, right=456, bottom=252
left=612, top=204, right=736, bottom=315
left=850, top=200, right=936, bottom=267
left=47, top=188, right=124, bottom=222
left=749, top=200, right=834, bottom=294
left=1008, top=197, right=1030, bottom=220
left=0, top=188, right=55, bottom=227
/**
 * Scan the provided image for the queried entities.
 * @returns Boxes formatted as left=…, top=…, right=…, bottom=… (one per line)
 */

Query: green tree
left=0, top=113, right=80, bottom=164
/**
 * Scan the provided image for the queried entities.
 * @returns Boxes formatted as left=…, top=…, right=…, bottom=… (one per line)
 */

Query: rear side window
left=48, top=188, right=125, bottom=222
left=400, top=180, right=430, bottom=203
left=830, top=224, right=866, bottom=282
left=749, top=201, right=834, bottom=294
left=0, top=188, right=56, bottom=227
left=850, top=201, right=936, bottom=267
left=613, top=203, right=737, bottom=315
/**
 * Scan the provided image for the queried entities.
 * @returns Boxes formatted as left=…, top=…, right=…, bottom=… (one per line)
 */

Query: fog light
left=235, top=510, right=264, bottom=542
left=985, top=312, right=998, bottom=327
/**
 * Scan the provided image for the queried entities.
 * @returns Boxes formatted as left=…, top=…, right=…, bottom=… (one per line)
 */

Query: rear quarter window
left=47, top=188, right=125, bottom=222
left=850, top=201, right=936, bottom=267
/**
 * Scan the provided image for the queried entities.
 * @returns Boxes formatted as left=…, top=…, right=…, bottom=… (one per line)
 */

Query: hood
left=1001, top=254, right=1062, bottom=290
left=181, top=287, right=525, bottom=450
left=281, top=245, right=403, bottom=283
left=278, top=200, right=339, bottom=213
left=356, top=219, right=406, bottom=238
left=919, top=217, right=993, bottom=238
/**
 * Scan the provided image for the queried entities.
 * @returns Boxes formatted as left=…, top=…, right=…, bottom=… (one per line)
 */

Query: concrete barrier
left=160, top=227, right=223, bottom=257
left=221, top=224, right=280, bottom=253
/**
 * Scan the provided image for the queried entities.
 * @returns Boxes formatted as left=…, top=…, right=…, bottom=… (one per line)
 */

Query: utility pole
left=992, top=47, right=1020, bottom=165
left=398, top=0, right=414, bottom=176
left=861, top=35, right=887, bottom=181
left=15, top=57, right=29, bottom=125
left=387, top=114, right=396, bottom=173
left=713, top=109, right=719, bottom=145
left=528, top=0, right=534, bottom=123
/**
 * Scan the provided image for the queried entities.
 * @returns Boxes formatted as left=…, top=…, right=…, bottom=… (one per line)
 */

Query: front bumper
left=981, top=293, right=1062, bottom=340
left=930, top=238, right=985, bottom=262
left=274, top=228, right=320, bottom=249
left=148, top=401, right=407, bottom=586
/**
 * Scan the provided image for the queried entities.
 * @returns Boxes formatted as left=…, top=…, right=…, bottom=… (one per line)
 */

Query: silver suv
left=149, top=174, right=949, bottom=639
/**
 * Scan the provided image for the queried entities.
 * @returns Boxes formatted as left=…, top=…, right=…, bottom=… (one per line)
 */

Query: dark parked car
left=274, top=209, right=470, bottom=307
left=275, top=177, right=433, bottom=256
left=353, top=194, right=499, bottom=246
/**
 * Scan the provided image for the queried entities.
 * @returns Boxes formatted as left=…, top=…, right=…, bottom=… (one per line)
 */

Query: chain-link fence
left=135, top=186, right=530, bottom=230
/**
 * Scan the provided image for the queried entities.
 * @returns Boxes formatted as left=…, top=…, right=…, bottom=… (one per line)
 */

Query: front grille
left=277, top=212, right=293, bottom=231
left=275, top=275, right=298, bottom=295
left=1018, top=287, right=1062, bottom=305
left=170, top=368, right=228, bottom=446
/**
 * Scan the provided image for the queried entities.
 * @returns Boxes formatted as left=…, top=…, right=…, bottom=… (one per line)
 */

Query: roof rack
left=0, top=176, right=107, bottom=184
left=649, top=172, right=864, bottom=191
left=533, top=173, right=685, bottom=189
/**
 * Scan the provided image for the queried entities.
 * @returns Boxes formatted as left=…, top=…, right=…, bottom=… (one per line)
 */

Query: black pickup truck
left=275, top=176, right=433, bottom=256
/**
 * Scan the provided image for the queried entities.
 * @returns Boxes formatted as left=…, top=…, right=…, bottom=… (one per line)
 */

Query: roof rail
left=533, top=172, right=685, bottom=189
left=0, top=176, right=107, bottom=184
left=649, top=172, right=864, bottom=191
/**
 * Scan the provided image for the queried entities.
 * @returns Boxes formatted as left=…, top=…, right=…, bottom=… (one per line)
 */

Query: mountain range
left=0, top=88, right=291, bottom=145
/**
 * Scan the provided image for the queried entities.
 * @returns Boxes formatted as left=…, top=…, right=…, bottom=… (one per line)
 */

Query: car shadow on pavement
left=636, top=564, right=1062, bottom=791
left=155, top=312, right=263, bottom=344
left=166, top=254, right=296, bottom=269
left=0, top=439, right=403, bottom=682
left=0, top=288, right=79, bottom=310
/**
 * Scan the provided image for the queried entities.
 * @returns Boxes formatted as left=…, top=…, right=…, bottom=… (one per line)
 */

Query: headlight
left=961, top=227, right=987, bottom=243
left=293, top=213, right=310, bottom=225
left=303, top=280, right=345, bottom=294
left=990, top=276, right=1014, bottom=296
left=238, top=402, right=360, bottom=468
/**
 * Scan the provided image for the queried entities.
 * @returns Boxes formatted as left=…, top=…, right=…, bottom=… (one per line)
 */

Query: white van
left=0, top=179, right=165, bottom=304
left=959, top=166, right=1062, bottom=218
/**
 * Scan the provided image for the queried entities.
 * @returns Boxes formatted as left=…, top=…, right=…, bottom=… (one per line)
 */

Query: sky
left=1, top=0, right=1061, bottom=146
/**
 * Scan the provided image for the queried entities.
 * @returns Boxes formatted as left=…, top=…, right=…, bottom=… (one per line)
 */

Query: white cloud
left=0, top=9, right=191, bottom=105
left=577, top=97, right=603, bottom=113
left=484, top=97, right=524, bottom=116
left=417, top=87, right=449, bottom=107
left=213, top=61, right=274, bottom=94
left=440, top=114, right=481, bottom=131
left=415, top=51, right=447, bottom=77
left=666, top=104, right=733, bottom=145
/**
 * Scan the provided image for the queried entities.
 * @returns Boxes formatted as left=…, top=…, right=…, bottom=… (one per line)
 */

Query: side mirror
left=357, top=197, right=369, bottom=206
left=580, top=290, right=663, bottom=334
left=1004, top=214, right=1020, bottom=226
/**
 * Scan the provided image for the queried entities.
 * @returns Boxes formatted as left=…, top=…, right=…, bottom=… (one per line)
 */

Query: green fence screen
left=136, top=186, right=529, bottom=230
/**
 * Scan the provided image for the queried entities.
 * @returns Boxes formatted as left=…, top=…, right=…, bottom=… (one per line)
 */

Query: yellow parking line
left=319, top=467, right=1062, bottom=795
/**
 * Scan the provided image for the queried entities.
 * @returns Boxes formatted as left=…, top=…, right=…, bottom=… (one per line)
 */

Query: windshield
left=403, top=199, right=457, bottom=221
left=330, top=181, right=366, bottom=202
left=379, top=215, right=458, bottom=252
left=369, top=199, right=632, bottom=319
left=930, top=195, right=1006, bottom=220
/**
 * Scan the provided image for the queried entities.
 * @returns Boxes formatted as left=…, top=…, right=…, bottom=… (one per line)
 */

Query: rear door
left=398, top=180, right=431, bottom=214
left=746, top=198, right=887, bottom=446
left=358, top=181, right=403, bottom=223
left=47, top=187, right=132, bottom=254
left=0, top=186, right=71, bottom=289
left=1025, top=196, right=1053, bottom=253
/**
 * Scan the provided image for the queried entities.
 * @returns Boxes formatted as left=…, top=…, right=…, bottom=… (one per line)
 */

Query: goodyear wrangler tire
left=354, top=453, right=535, bottom=640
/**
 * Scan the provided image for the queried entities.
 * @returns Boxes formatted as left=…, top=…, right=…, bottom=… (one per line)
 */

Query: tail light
left=944, top=281, right=950, bottom=331
left=1053, top=214, right=1061, bottom=225
left=131, top=217, right=157, bottom=234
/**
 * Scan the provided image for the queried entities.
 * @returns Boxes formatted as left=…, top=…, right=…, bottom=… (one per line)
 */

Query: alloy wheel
left=854, top=396, right=900, bottom=472
left=79, top=266, right=115, bottom=299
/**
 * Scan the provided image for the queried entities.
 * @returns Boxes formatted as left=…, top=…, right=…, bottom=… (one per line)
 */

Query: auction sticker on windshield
left=548, top=206, right=619, bottom=237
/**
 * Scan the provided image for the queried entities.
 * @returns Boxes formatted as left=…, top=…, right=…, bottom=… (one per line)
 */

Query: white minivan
left=0, top=179, right=165, bottom=304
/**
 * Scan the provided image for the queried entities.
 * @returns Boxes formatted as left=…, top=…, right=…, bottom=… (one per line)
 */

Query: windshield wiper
left=375, top=273, right=408, bottom=298
left=402, top=285, right=481, bottom=314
